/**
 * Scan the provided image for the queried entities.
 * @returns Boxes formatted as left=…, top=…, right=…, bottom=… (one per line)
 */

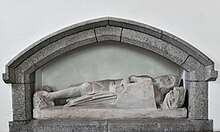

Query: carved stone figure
left=153, top=74, right=180, bottom=105
left=33, top=74, right=186, bottom=113
left=33, top=85, right=55, bottom=116
left=160, top=86, right=186, bottom=109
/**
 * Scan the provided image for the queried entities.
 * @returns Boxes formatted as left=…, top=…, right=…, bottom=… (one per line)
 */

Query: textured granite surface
left=9, top=118, right=213, bottom=132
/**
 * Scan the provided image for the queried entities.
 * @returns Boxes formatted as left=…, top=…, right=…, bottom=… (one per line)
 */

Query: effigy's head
left=154, top=75, right=180, bottom=95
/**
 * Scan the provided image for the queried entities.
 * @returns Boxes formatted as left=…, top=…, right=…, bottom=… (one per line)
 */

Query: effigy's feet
left=33, top=90, right=54, bottom=110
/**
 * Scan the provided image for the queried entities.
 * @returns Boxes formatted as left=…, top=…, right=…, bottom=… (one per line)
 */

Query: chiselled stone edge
left=3, top=17, right=218, bottom=83
left=185, top=81, right=208, bottom=119
left=109, top=17, right=214, bottom=66
left=11, top=84, right=35, bottom=121
left=182, top=57, right=218, bottom=81
left=9, top=118, right=213, bottom=132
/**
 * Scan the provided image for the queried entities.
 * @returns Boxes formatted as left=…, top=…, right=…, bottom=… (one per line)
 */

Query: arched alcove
left=36, top=41, right=183, bottom=91
left=3, top=17, right=218, bottom=131
left=3, top=17, right=217, bottom=84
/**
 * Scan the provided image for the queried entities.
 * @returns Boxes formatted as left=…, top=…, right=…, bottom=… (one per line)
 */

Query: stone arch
left=2, top=17, right=218, bottom=121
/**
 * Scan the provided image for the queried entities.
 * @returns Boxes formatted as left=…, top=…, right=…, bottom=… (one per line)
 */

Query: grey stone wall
left=9, top=118, right=213, bottom=132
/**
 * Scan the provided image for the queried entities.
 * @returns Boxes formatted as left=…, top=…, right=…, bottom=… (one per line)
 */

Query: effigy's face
left=161, top=76, right=173, bottom=86
left=158, top=75, right=178, bottom=88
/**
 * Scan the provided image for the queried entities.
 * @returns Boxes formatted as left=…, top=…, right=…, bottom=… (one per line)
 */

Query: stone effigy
left=33, top=74, right=186, bottom=118
left=160, top=86, right=186, bottom=109
left=4, top=17, right=216, bottom=131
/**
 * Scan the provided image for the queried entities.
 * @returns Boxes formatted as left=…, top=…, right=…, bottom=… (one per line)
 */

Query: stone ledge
left=9, top=118, right=213, bottom=132
left=34, top=106, right=187, bottom=119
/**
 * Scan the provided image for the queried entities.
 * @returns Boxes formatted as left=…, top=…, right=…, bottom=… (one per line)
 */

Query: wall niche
left=3, top=17, right=217, bottom=132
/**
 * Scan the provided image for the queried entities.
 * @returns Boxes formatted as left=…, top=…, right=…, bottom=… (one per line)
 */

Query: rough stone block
left=161, top=30, right=213, bottom=66
left=108, top=118, right=213, bottom=132
left=12, top=84, right=34, bottom=121
left=32, top=119, right=107, bottom=132
left=122, top=29, right=188, bottom=65
left=184, top=62, right=218, bottom=81
left=121, top=28, right=148, bottom=45
left=109, top=17, right=162, bottom=38
left=6, top=17, right=108, bottom=71
left=10, top=119, right=108, bottom=132
left=95, top=26, right=122, bottom=42
left=205, top=64, right=218, bottom=81
left=34, top=107, right=187, bottom=119
left=9, top=121, right=29, bottom=132
left=144, top=34, right=168, bottom=52
left=165, top=44, right=188, bottom=65
left=121, top=28, right=166, bottom=53
left=6, top=29, right=97, bottom=83
left=14, top=57, right=37, bottom=83
left=9, top=118, right=213, bottom=132
left=3, top=66, right=15, bottom=83
left=185, top=81, right=208, bottom=119
left=5, top=42, right=42, bottom=69
left=182, top=56, right=205, bottom=72
left=185, top=70, right=206, bottom=81
left=30, top=29, right=97, bottom=69
left=185, top=70, right=213, bottom=81
left=2, top=73, right=10, bottom=83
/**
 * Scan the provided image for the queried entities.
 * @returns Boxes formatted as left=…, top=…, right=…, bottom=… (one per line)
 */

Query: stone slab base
left=34, top=106, right=187, bottom=119
left=9, top=118, right=213, bottom=132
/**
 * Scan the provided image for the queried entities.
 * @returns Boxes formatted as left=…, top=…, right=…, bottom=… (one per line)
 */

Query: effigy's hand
left=63, top=95, right=94, bottom=107
left=63, top=100, right=77, bottom=107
